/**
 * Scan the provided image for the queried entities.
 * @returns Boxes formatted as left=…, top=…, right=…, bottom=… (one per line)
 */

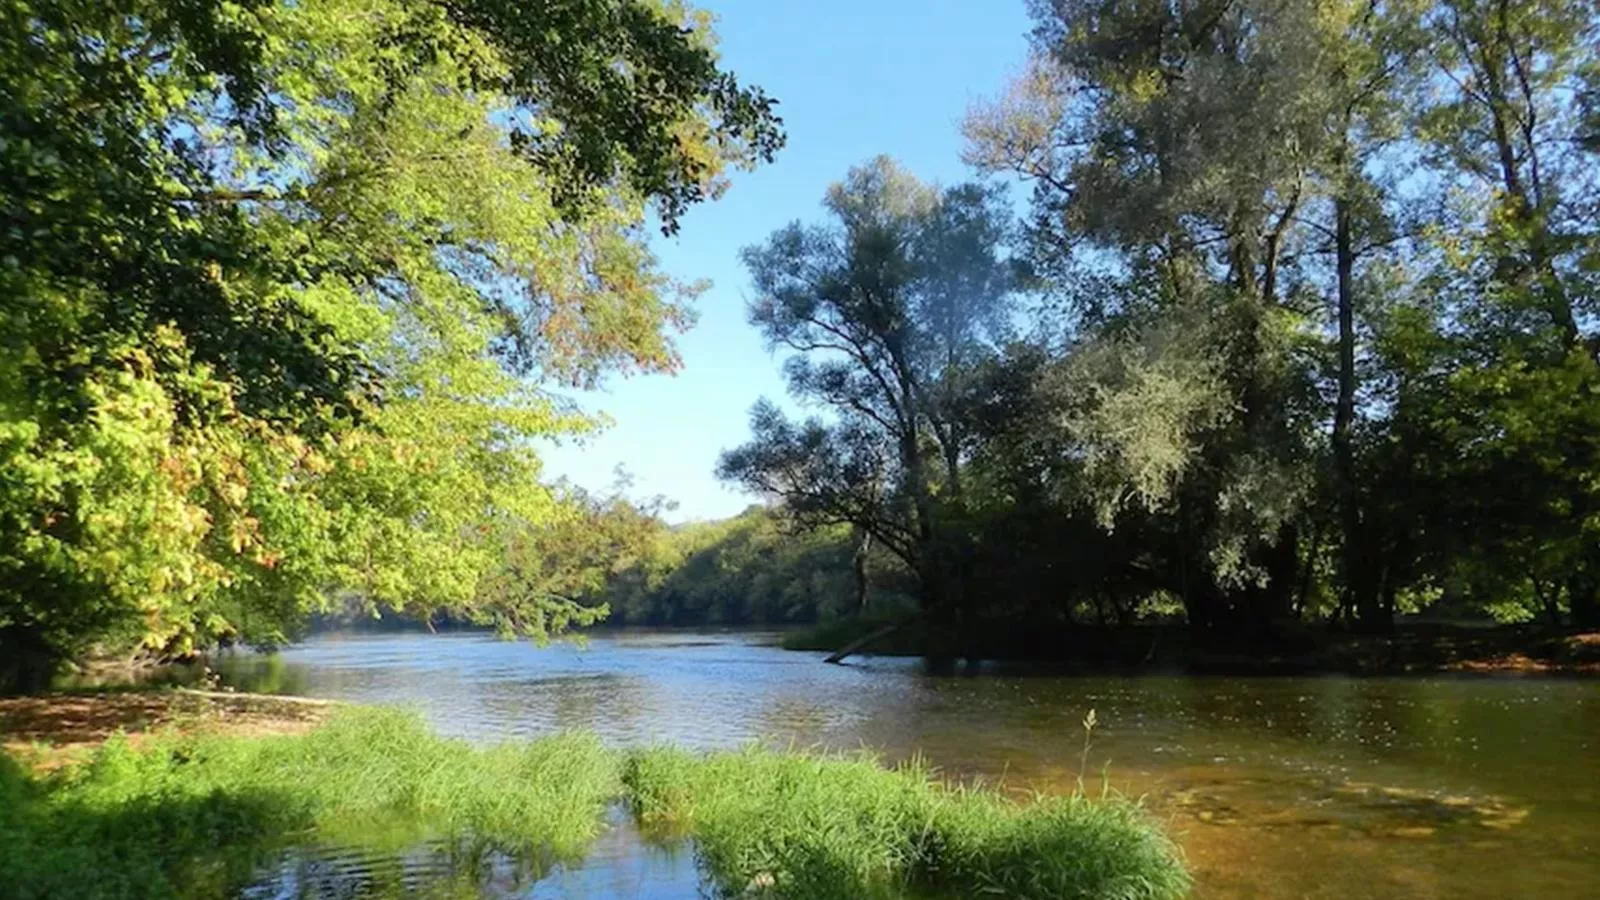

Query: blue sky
left=539, top=0, right=1034, bottom=522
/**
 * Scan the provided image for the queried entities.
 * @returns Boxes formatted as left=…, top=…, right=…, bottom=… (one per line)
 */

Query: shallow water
left=219, top=630, right=1600, bottom=898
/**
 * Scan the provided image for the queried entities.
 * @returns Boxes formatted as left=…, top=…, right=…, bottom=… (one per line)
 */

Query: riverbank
left=783, top=618, right=1600, bottom=675
left=0, top=702, right=1188, bottom=899
left=0, top=689, right=331, bottom=770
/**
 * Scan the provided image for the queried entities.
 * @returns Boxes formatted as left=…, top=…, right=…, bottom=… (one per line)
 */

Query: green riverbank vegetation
left=625, top=743, right=1188, bottom=900
left=7, top=0, right=1600, bottom=688
left=589, top=0, right=1600, bottom=656
left=0, top=707, right=1188, bottom=900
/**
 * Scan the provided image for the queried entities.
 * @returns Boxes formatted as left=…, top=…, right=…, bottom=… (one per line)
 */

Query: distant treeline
left=305, top=504, right=911, bottom=632
left=593, top=507, right=913, bottom=627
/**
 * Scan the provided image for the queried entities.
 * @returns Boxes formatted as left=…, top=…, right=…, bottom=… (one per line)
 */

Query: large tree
left=718, top=157, right=1018, bottom=618
left=964, top=0, right=1343, bottom=629
left=1385, top=0, right=1600, bottom=625
left=964, top=0, right=1600, bottom=631
left=0, top=0, right=781, bottom=687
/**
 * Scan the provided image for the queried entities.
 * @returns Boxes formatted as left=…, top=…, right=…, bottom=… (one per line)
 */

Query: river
left=217, top=629, right=1600, bottom=899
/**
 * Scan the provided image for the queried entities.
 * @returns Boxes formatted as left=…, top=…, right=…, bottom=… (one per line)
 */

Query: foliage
left=594, top=505, right=914, bottom=626
left=0, top=0, right=781, bottom=686
left=470, top=484, right=665, bottom=639
left=710, top=0, right=1600, bottom=645
left=624, top=743, right=1189, bottom=900
left=718, top=157, right=1022, bottom=617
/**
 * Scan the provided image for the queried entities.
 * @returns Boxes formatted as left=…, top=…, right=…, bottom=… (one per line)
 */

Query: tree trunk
left=852, top=529, right=872, bottom=612
left=824, top=616, right=916, bottom=664
left=1258, top=523, right=1300, bottom=626
left=1476, top=28, right=1580, bottom=351
left=1568, top=575, right=1599, bottom=629
left=1333, top=193, right=1383, bottom=631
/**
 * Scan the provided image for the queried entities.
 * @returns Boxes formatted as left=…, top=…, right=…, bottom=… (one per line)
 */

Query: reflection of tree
left=246, top=837, right=559, bottom=899
left=216, top=653, right=310, bottom=697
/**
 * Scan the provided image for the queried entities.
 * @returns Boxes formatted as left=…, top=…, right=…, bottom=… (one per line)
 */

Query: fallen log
left=175, top=687, right=339, bottom=706
left=824, top=616, right=917, bottom=664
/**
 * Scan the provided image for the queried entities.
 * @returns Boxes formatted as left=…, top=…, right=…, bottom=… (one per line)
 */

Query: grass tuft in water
left=623, top=744, right=1189, bottom=900
left=0, top=708, right=619, bottom=899
left=2, top=708, right=1188, bottom=899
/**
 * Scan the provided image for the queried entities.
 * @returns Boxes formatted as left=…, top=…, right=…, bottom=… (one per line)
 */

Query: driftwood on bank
left=175, top=687, right=339, bottom=707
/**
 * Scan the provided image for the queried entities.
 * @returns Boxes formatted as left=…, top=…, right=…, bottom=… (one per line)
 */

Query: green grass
left=625, top=745, right=1190, bottom=900
left=1, top=708, right=1189, bottom=899
left=0, top=708, right=619, bottom=899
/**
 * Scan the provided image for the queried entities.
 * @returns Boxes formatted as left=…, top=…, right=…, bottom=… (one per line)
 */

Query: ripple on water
left=241, top=812, right=705, bottom=900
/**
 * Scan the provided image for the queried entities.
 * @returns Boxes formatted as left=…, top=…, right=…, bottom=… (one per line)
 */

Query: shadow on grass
left=0, top=710, right=618, bottom=899
left=0, top=752, right=305, bottom=898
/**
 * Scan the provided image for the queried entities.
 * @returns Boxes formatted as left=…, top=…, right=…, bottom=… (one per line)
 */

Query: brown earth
left=0, top=689, right=332, bottom=771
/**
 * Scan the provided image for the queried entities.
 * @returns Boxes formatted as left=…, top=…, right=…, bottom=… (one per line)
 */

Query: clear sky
left=538, top=0, right=1034, bottom=522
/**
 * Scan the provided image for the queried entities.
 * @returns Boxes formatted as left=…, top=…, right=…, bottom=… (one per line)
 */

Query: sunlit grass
left=1, top=707, right=1188, bottom=899
left=624, top=743, right=1189, bottom=900
left=0, top=708, right=619, bottom=899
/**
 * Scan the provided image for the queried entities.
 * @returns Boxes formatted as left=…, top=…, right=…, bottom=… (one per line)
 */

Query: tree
left=718, top=157, right=1019, bottom=620
left=0, top=0, right=781, bottom=688
left=589, top=505, right=904, bottom=627
left=1377, top=0, right=1600, bottom=625
left=965, top=0, right=1345, bottom=629
left=960, top=0, right=1600, bottom=633
left=474, top=486, right=666, bottom=640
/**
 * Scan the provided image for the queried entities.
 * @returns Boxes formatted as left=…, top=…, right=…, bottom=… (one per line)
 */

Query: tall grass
left=624, top=744, right=1189, bottom=900
left=2, top=708, right=1188, bottom=899
left=0, top=708, right=619, bottom=899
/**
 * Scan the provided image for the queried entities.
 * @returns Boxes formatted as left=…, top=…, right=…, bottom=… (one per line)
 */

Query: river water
left=218, top=630, right=1600, bottom=899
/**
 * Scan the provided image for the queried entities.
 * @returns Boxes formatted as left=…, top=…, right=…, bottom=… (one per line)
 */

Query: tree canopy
left=713, top=0, right=1600, bottom=650
left=0, top=0, right=780, bottom=687
left=9, top=0, right=1600, bottom=682
left=718, top=157, right=1021, bottom=620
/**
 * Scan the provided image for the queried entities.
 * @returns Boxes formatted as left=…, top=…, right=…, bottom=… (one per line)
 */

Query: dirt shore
left=0, top=689, right=332, bottom=769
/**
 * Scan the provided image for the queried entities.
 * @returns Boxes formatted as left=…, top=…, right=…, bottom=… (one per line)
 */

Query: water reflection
left=217, top=631, right=1600, bottom=899
left=242, top=815, right=703, bottom=900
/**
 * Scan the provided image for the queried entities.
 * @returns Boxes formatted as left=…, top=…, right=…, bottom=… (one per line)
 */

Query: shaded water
left=219, top=630, right=1600, bottom=898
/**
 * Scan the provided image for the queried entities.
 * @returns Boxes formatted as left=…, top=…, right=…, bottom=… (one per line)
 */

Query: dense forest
left=5, top=0, right=1600, bottom=689
left=588, top=507, right=905, bottom=626
left=682, top=0, right=1600, bottom=641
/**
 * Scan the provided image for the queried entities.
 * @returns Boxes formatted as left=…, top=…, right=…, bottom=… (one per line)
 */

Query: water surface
left=220, top=630, right=1600, bottom=899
